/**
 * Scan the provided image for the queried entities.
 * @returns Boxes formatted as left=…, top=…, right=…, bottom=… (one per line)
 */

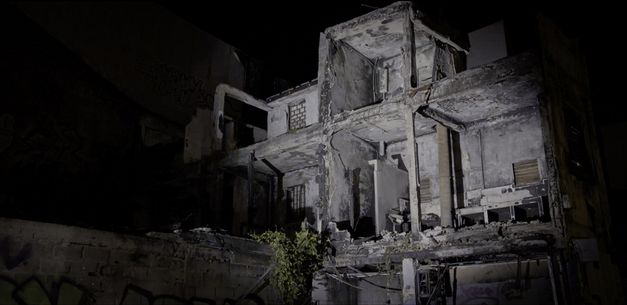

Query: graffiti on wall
left=118, top=284, right=215, bottom=305
left=0, top=276, right=93, bottom=305
left=0, top=276, right=266, bottom=305
left=0, top=238, right=32, bottom=271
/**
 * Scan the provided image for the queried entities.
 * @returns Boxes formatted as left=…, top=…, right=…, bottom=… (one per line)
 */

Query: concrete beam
left=403, top=10, right=417, bottom=90
left=324, top=2, right=410, bottom=40
left=411, top=52, right=539, bottom=107
left=218, top=124, right=323, bottom=173
left=330, top=223, right=558, bottom=267
left=247, top=152, right=256, bottom=228
left=405, top=53, right=541, bottom=131
left=417, top=105, right=466, bottom=131
left=437, top=123, right=453, bottom=228
left=402, top=258, right=417, bottom=305
left=213, top=84, right=270, bottom=151
left=404, top=107, right=422, bottom=234
left=334, top=238, right=551, bottom=267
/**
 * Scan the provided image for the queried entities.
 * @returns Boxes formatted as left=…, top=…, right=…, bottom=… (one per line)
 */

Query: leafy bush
left=253, top=227, right=323, bottom=304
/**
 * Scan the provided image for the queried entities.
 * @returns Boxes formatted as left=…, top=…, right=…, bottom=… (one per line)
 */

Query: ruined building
left=0, top=1, right=623, bottom=305
left=182, top=2, right=622, bottom=304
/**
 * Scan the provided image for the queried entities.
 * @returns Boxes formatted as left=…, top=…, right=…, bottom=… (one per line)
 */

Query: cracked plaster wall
left=267, top=85, right=319, bottom=138
left=386, top=132, right=441, bottom=219
left=382, top=109, right=546, bottom=219
left=460, top=110, right=547, bottom=206
left=283, top=166, right=320, bottom=224
left=452, top=259, right=553, bottom=305
left=371, top=159, right=409, bottom=233
left=376, top=55, right=405, bottom=100
left=327, top=132, right=376, bottom=227
left=328, top=42, right=375, bottom=115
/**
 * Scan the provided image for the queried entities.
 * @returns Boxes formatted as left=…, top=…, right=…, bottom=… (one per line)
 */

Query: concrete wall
left=328, top=42, right=375, bottom=115
left=313, top=260, right=552, bottom=305
left=415, top=132, right=441, bottom=217
left=185, top=84, right=271, bottom=163
left=327, top=132, right=377, bottom=229
left=538, top=16, right=624, bottom=305
left=18, top=2, right=246, bottom=125
left=377, top=55, right=405, bottom=100
left=183, top=107, right=213, bottom=164
left=370, top=159, right=409, bottom=233
left=232, top=176, right=249, bottom=236
left=479, top=112, right=546, bottom=189
left=386, top=133, right=442, bottom=220
left=267, top=85, right=319, bottom=138
left=451, top=260, right=554, bottom=305
left=283, top=166, right=320, bottom=224
left=0, top=218, right=279, bottom=305
left=415, top=43, right=436, bottom=85
left=312, top=273, right=402, bottom=305
left=461, top=110, right=547, bottom=206
left=383, top=110, right=546, bottom=221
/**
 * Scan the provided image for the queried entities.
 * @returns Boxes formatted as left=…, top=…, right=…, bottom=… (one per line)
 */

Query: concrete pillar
left=276, top=174, right=285, bottom=226
left=404, top=109, right=421, bottom=234
left=401, top=10, right=417, bottom=90
left=247, top=152, right=256, bottom=232
left=261, top=158, right=285, bottom=227
left=437, top=123, right=453, bottom=227
left=402, top=258, right=417, bottom=305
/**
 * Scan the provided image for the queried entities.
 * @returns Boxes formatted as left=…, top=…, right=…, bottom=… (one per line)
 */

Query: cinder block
left=121, top=265, right=150, bottom=279
left=39, top=258, right=71, bottom=274
left=183, top=285, right=196, bottom=299
left=83, top=246, right=110, bottom=262
left=53, top=245, right=83, bottom=260
left=170, top=258, right=185, bottom=271
left=29, top=242, right=54, bottom=258
left=108, top=250, right=133, bottom=264
left=152, top=255, right=171, bottom=269
left=98, top=264, right=123, bottom=277
left=67, top=260, right=100, bottom=276
left=187, top=271, right=203, bottom=284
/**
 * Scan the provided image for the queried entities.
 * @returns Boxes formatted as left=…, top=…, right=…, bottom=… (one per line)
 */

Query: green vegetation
left=252, top=227, right=325, bottom=305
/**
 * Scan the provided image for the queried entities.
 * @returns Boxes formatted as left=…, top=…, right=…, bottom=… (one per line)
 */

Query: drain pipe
left=437, top=123, right=453, bottom=227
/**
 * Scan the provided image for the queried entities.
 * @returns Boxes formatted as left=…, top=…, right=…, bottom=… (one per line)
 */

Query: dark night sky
left=163, top=0, right=620, bottom=120
left=162, top=2, right=614, bottom=84
left=163, top=0, right=520, bottom=84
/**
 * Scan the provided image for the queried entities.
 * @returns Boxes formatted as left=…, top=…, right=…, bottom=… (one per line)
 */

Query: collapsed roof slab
left=330, top=102, right=405, bottom=143
left=325, top=2, right=466, bottom=61
left=325, top=2, right=409, bottom=60
left=425, top=73, right=540, bottom=126
left=331, top=222, right=558, bottom=267
left=330, top=101, right=436, bottom=143
left=410, top=52, right=541, bottom=128
left=218, top=124, right=323, bottom=175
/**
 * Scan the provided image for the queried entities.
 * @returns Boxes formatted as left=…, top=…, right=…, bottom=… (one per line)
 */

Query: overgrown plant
left=252, top=227, right=324, bottom=304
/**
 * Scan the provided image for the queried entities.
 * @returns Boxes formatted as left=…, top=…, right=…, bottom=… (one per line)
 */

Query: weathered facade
left=0, top=217, right=280, bottom=305
left=185, top=2, right=622, bottom=304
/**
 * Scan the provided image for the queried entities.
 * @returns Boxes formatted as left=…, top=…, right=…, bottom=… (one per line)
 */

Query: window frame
left=288, top=100, right=307, bottom=131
